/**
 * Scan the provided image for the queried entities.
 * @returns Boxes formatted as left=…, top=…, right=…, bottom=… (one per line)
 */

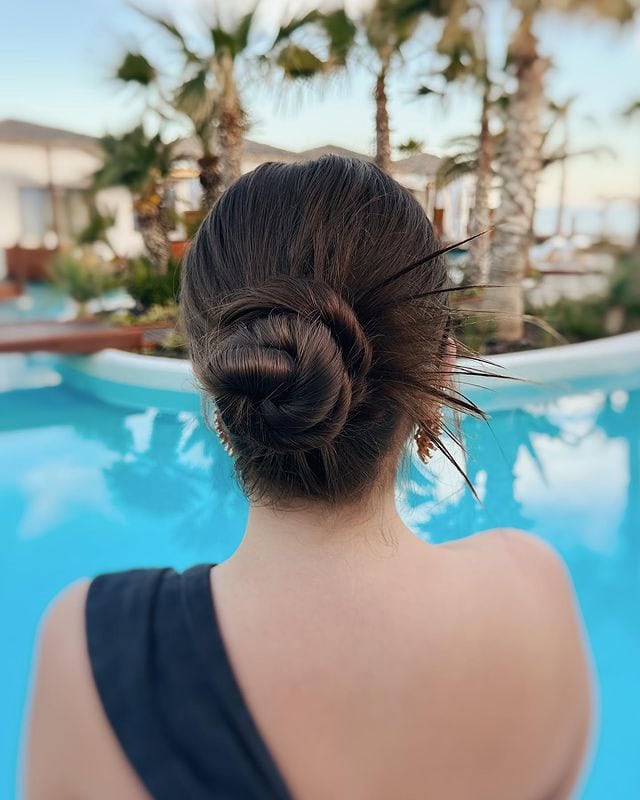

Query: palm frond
left=436, top=151, right=477, bottom=187
left=270, top=9, right=355, bottom=78
left=416, top=84, right=443, bottom=97
left=277, top=44, right=326, bottom=80
left=321, top=8, right=357, bottom=66
left=93, top=126, right=176, bottom=193
left=541, top=145, right=614, bottom=170
left=397, top=137, right=424, bottom=154
left=133, top=5, right=200, bottom=63
left=365, top=3, right=410, bottom=50
left=115, top=51, right=156, bottom=86
left=211, top=26, right=235, bottom=55
left=623, top=99, right=640, bottom=118
left=273, top=11, right=321, bottom=47
left=394, top=0, right=460, bottom=23
left=563, top=0, right=637, bottom=24
left=173, top=67, right=217, bottom=126
left=232, top=10, right=256, bottom=53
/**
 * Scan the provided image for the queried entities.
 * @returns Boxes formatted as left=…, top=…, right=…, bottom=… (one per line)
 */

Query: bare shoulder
left=30, top=580, right=93, bottom=707
left=37, top=579, right=91, bottom=668
left=24, top=581, right=90, bottom=799
left=444, top=527, right=577, bottom=614
left=24, top=581, right=147, bottom=800
left=443, top=527, right=589, bottom=679
left=435, top=529, right=594, bottom=798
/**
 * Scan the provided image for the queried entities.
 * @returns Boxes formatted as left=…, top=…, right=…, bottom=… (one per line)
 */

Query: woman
left=25, top=157, right=592, bottom=799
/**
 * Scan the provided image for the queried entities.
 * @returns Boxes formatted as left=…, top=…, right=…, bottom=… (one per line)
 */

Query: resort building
left=0, top=118, right=473, bottom=281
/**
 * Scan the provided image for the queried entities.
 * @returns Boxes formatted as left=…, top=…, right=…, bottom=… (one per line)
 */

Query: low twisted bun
left=198, top=277, right=372, bottom=454
left=181, top=156, right=468, bottom=503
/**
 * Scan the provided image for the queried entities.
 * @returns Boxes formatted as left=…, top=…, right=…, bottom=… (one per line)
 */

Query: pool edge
left=57, top=332, right=640, bottom=413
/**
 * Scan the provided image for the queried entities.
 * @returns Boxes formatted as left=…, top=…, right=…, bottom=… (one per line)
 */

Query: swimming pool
left=1, top=350, right=639, bottom=798
left=0, top=282, right=134, bottom=324
left=0, top=283, right=74, bottom=324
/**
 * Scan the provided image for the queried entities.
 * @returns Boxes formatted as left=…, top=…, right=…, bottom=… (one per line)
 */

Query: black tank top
left=86, top=565, right=293, bottom=800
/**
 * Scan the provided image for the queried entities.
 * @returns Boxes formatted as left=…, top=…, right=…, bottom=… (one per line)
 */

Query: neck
left=229, top=486, right=417, bottom=572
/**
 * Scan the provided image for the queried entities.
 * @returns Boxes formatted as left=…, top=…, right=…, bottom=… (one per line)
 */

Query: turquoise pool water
left=1, top=353, right=639, bottom=798
left=0, top=283, right=74, bottom=324
left=0, top=282, right=133, bottom=324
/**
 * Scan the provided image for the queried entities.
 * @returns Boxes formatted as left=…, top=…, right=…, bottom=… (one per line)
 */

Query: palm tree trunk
left=218, top=56, right=244, bottom=189
left=219, top=107, right=244, bottom=188
left=468, top=82, right=493, bottom=285
left=137, top=209, right=170, bottom=274
left=374, top=61, right=391, bottom=173
left=489, top=26, right=547, bottom=342
left=555, top=123, right=569, bottom=237
left=198, top=153, right=223, bottom=209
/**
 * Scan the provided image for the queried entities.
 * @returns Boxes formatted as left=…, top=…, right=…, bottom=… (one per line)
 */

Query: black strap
left=86, top=565, right=292, bottom=800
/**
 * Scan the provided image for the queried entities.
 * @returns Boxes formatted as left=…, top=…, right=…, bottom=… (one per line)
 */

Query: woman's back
left=27, top=524, right=591, bottom=800
left=207, top=523, right=591, bottom=800
left=25, top=157, right=592, bottom=799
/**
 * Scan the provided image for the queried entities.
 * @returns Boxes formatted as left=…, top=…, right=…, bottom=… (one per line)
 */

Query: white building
left=0, top=120, right=146, bottom=279
left=0, top=118, right=473, bottom=280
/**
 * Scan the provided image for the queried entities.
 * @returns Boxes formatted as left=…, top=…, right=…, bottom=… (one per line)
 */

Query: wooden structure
left=0, top=280, right=20, bottom=300
left=0, top=320, right=169, bottom=354
left=5, top=246, right=56, bottom=283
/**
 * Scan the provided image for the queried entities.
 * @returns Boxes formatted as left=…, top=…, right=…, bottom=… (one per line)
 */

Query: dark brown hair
left=181, top=156, right=482, bottom=504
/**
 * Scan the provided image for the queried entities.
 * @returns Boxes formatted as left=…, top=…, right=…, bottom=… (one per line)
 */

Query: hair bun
left=200, top=278, right=372, bottom=453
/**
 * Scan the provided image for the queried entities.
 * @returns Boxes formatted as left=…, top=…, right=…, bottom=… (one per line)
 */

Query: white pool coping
left=58, top=330, right=640, bottom=413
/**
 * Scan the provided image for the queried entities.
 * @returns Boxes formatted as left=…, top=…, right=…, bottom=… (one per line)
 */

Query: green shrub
left=454, top=315, right=497, bottom=352
left=49, top=250, right=119, bottom=311
left=609, top=256, right=640, bottom=315
left=76, top=207, right=116, bottom=247
left=159, top=328, right=187, bottom=356
left=540, top=297, right=608, bottom=342
left=125, top=256, right=180, bottom=310
left=111, top=302, right=178, bottom=327
left=532, top=254, right=640, bottom=344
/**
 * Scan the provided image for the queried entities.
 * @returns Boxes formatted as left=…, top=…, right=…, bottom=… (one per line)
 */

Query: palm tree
left=208, top=11, right=256, bottom=188
left=114, top=47, right=223, bottom=211
left=549, top=97, right=575, bottom=237
left=172, top=62, right=223, bottom=209
left=623, top=99, right=640, bottom=252
left=117, top=8, right=258, bottom=201
left=363, top=1, right=427, bottom=172
left=274, top=3, right=447, bottom=174
left=435, top=2, right=493, bottom=283
left=490, top=0, right=636, bottom=343
left=92, top=126, right=176, bottom=274
left=489, top=16, right=548, bottom=341
left=271, top=9, right=357, bottom=125
left=274, top=5, right=418, bottom=171
left=365, top=0, right=470, bottom=172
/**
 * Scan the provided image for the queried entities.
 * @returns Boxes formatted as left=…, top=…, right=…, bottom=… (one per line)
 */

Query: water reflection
left=2, top=374, right=637, bottom=566
left=0, top=381, right=246, bottom=558
left=401, top=384, right=638, bottom=576
left=401, top=404, right=564, bottom=541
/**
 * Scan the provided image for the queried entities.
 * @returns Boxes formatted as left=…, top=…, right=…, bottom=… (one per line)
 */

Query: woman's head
left=181, top=155, right=474, bottom=504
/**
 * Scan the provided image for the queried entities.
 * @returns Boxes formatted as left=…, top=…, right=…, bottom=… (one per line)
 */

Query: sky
left=1, top=0, right=639, bottom=222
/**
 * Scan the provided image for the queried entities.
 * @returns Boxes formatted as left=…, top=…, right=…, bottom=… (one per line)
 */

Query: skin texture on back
left=24, top=525, right=592, bottom=800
